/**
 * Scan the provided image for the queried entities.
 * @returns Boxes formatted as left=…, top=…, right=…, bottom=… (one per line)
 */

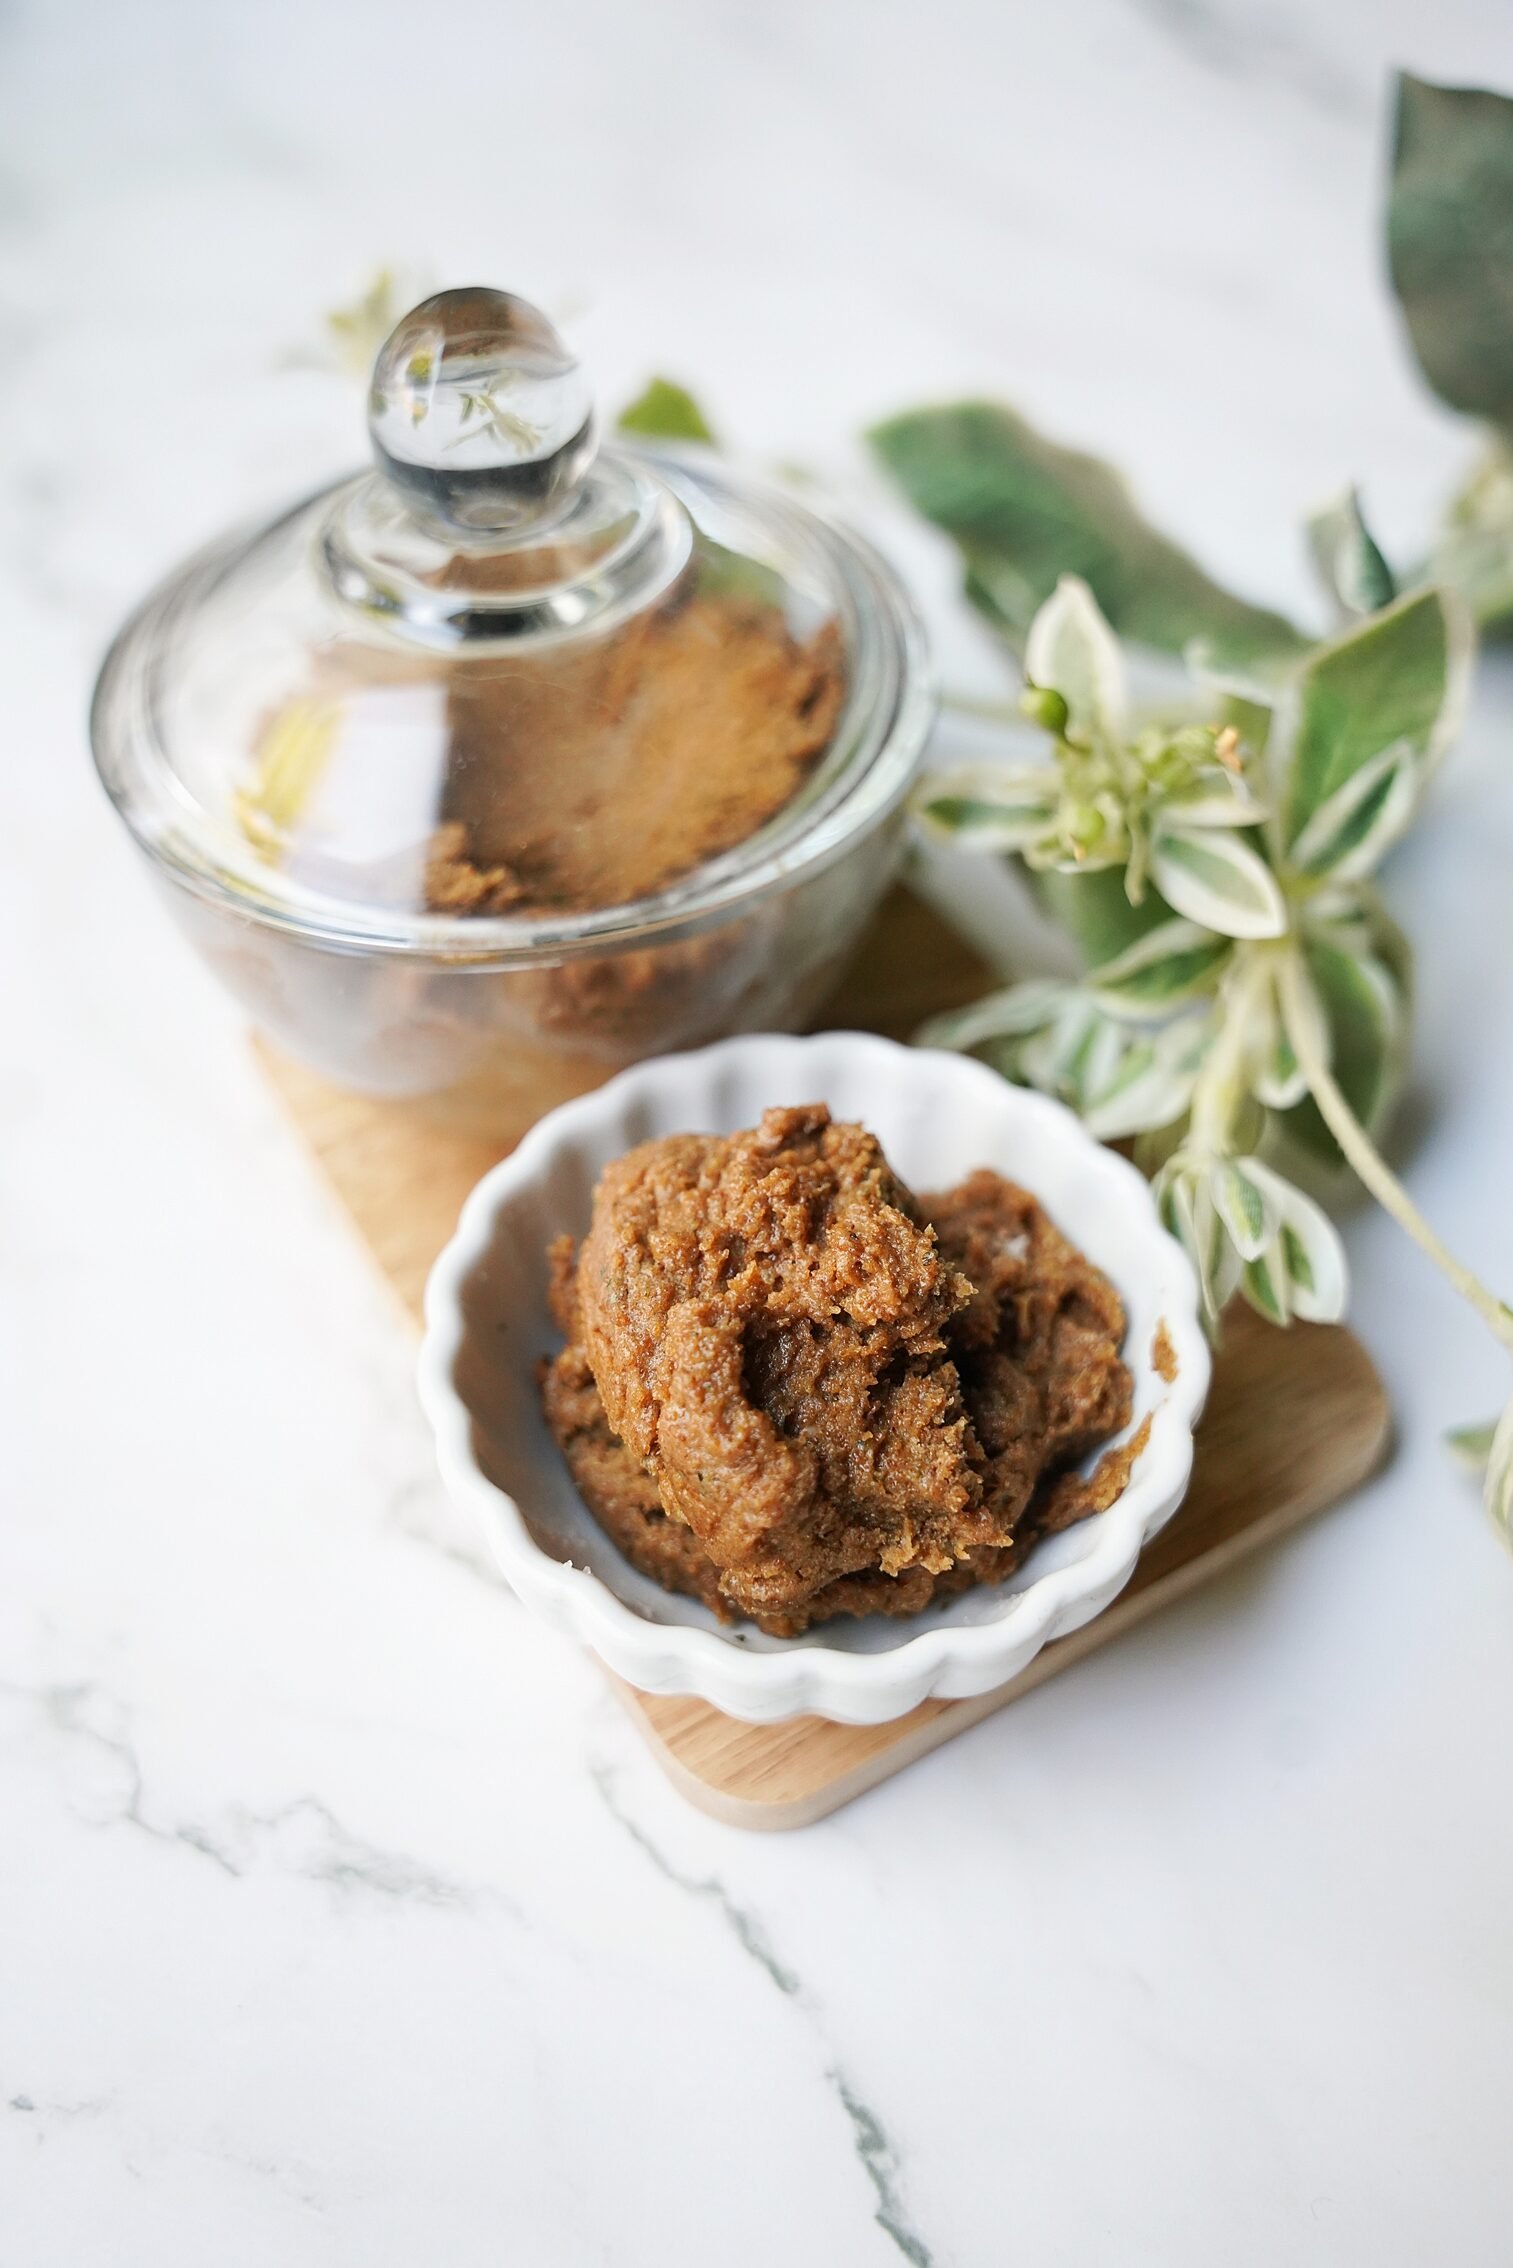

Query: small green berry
left=1020, top=683, right=1069, bottom=733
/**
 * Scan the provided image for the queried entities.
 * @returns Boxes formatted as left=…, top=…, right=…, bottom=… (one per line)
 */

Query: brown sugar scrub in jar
left=539, top=1105, right=1136, bottom=1635
left=431, top=601, right=846, bottom=920
left=91, top=289, right=931, bottom=1137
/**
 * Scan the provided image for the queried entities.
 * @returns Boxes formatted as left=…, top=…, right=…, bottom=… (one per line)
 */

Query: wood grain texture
left=258, top=881, right=1391, bottom=1830
left=256, top=883, right=993, bottom=1322
left=615, top=1306, right=1389, bottom=1827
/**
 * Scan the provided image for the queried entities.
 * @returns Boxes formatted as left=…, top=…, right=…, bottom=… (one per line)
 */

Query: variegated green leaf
left=1300, top=893, right=1415, bottom=1080
left=1081, top=1015, right=1208, bottom=1140
left=1243, top=1159, right=1349, bottom=1323
left=1445, top=1419, right=1498, bottom=1473
left=915, top=766, right=1061, bottom=850
left=1248, top=964, right=1311, bottom=1110
left=1070, top=1013, right=1130, bottom=1109
left=1210, top=1230, right=1244, bottom=1319
left=1279, top=933, right=1407, bottom=1163
left=917, top=978, right=1065, bottom=1055
left=994, top=990, right=1203, bottom=1138
left=1484, top=1393, right=1513, bottom=1549
left=1149, top=823, right=1288, bottom=940
left=1281, top=586, right=1471, bottom=848
left=1156, top=1168, right=1203, bottom=1290
left=1155, top=1161, right=1239, bottom=1333
left=1306, top=487, right=1397, bottom=620
left=1254, top=1024, right=1308, bottom=1112
left=1281, top=1227, right=1318, bottom=1305
left=975, top=1035, right=1029, bottom=1084
left=1019, top=998, right=1113, bottom=1104
left=1023, top=575, right=1127, bottom=741
left=1158, top=767, right=1268, bottom=830
left=1088, top=919, right=1232, bottom=1018
left=1212, top=1159, right=1280, bottom=1264
left=1080, top=1038, right=1160, bottom=1137
left=1430, top=442, right=1513, bottom=633
left=1156, top=1168, right=1212, bottom=1326
left=1305, top=884, right=1415, bottom=992
left=1285, top=740, right=1420, bottom=884
left=1242, top=1246, right=1292, bottom=1326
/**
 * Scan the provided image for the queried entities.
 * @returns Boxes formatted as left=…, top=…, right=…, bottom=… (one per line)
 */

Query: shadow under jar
left=91, top=287, right=934, bottom=1136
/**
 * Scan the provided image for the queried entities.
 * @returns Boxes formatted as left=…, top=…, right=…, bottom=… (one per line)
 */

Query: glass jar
left=91, top=288, right=934, bottom=1134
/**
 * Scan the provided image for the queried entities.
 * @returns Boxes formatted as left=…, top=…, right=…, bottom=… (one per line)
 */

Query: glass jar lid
left=92, top=288, right=929, bottom=960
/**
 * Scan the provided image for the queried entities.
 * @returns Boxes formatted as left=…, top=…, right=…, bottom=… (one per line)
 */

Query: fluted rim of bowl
left=417, top=1031, right=1211, bottom=1725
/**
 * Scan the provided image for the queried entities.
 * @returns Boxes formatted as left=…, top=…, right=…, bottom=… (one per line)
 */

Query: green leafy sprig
left=868, top=400, right=1306, bottom=671
left=917, top=574, right=1513, bottom=1541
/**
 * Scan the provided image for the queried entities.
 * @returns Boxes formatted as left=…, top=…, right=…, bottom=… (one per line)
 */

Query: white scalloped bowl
left=418, top=1031, right=1210, bottom=1725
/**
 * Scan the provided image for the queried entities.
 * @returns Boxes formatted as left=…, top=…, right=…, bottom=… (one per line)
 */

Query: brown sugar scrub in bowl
left=538, top=1105, right=1135, bottom=1636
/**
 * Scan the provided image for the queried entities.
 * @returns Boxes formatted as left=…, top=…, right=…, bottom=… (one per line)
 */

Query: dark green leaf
left=1282, top=587, right=1463, bottom=847
left=1306, top=488, right=1396, bottom=619
left=1388, top=73, right=1513, bottom=438
left=618, top=376, right=716, bottom=444
left=867, top=401, right=1305, bottom=667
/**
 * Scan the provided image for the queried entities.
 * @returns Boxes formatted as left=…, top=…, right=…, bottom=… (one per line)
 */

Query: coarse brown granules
left=538, top=1108, right=1136, bottom=1635
left=427, top=590, right=846, bottom=919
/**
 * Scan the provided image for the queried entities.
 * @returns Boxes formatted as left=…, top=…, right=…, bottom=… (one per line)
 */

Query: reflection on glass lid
left=367, top=287, right=596, bottom=536
left=92, top=287, right=923, bottom=952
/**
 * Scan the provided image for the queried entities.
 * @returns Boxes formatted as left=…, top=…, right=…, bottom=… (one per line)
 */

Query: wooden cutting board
left=258, top=884, right=1391, bottom=1828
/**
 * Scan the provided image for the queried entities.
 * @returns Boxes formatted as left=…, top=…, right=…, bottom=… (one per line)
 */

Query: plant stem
left=1188, top=952, right=1264, bottom=1155
left=1278, top=949, right=1513, bottom=1352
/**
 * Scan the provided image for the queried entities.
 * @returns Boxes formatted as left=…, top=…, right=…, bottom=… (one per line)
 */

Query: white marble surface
left=6, top=1, right=1513, bottom=2260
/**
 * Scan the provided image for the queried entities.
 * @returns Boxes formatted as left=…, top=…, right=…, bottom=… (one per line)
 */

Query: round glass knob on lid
left=322, top=285, right=691, bottom=647
left=368, top=287, right=596, bottom=539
